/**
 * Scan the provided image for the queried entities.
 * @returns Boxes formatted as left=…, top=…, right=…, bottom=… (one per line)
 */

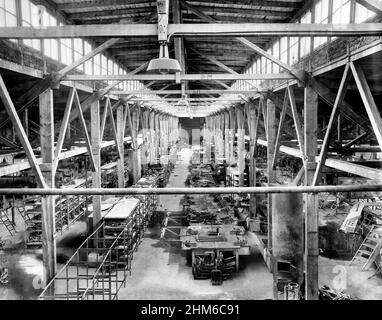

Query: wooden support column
left=154, top=113, right=160, bottom=163
left=90, top=100, right=101, bottom=229
left=216, top=113, right=222, bottom=161
left=215, top=115, right=223, bottom=163
left=304, top=85, right=319, bottom=300
left=212, top=116, right=217, bottom=163
left=131, top=107, right=141, bottom=183
left=149, top=111, right=156, bottom=165
left=204, top=118, right=211, bottom=164
left=224, top=111, right=230, bottom=162
left=267, top=98, right=277, bottom=253
left=116, top=104, right=125, bottom=188
left=236, top=108, right=245, bottom=187
left=39, top=89, right=56, bottom=293
left=248, top=102, right=259, bottom=217
left=229, top=107, right=236, bottom=165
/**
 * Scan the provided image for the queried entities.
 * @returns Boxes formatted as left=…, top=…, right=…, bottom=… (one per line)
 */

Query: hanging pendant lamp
left=147, top=43, right=182, bottom=74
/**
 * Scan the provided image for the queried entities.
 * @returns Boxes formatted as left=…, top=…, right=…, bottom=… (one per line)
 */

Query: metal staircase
left=350, top=225, right=382, bottom=270
left=0, top=207, right=16, bottom=236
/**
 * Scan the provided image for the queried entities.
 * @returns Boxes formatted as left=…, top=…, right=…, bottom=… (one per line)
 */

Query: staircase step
left=358, top=249, right=372, bottom=257
left=362, top=243, right=376, bottom=250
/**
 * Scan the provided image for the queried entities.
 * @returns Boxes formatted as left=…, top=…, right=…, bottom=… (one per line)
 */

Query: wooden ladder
left=350, top=225, right=382, bottom=271
left=0, top=208, right=16, bottom=236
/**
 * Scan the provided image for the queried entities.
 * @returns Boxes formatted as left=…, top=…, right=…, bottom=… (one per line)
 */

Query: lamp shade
left=147, top=43, right=182, bottom=74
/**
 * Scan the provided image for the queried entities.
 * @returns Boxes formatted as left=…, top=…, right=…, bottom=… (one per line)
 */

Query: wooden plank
left=313, top=64, right=352, bottom=186
left=350, top=61, right=382, bottom=150
left=0, top=74, right=46, bottom=188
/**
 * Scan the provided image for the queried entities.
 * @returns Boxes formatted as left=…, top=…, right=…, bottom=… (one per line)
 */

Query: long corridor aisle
left=118, top=148, right=273, bottom=300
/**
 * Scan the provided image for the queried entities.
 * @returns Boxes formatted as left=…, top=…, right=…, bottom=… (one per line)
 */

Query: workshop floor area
left=117, top=148, right=274, bottom=300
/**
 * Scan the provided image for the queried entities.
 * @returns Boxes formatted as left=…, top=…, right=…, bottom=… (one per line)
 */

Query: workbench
left=180, top=225, right=250, bottom=271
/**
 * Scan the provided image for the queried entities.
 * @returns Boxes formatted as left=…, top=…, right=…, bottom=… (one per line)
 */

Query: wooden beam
left=63, top=73, right=294, bottom=81
left=157, top=0, right=169, bottom=41
left=15, top=39, right=120, bottom=113
left=125, top=103, right=135, bottom=150
left=111, top=89, right=268, bottom=95
left=100, top=97, right=110, bottom=141
left=288, top=86, right=305, bottom=160
left=354, top=0, right=382, bottom=13
left=107, top=98, right=122, bottom=160
left=313, top=64, right=352, bottom=186
left=90, top=99, right=102, bottom=229
left=39, top=88, right=56, bottom=296
left=53, top=87, right=75, bottom=173
left=188, top=47, right=258, bottom=89
left=0, top=136, right=19, bottom=150
left=180, top=0, right=378, bottom=138
left=54, top=61, right=148, bottom=137
left=116, top=104, right=125, bottom=188
left=343, top=132, right=369, bottom=148
left=261, top=96, right=268, bottom=140
left=1, top=23, right=381, bottom=38
left=307, top=76, right=373, bottom=136
left=304, top=84, right=319, bottom=300
left=0, top=74, right=46, bottom=188
left=249, top=102, right=259, bottom=217
left=271, top=91, right=288, bottom=170
left=267, top=98, right=277, bottom=253
left=73, top=90, right=97, bottom=172
left=257, top=139, right=382, bottom=181
left=172, top=0, right=187, bottom=95
left=350, top=61, right=382, bottom=150
left=236, top=108, right=245, bottom=187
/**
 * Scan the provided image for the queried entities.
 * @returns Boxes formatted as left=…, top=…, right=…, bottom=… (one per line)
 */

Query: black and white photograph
left=0, top=0, right=381, bottom=309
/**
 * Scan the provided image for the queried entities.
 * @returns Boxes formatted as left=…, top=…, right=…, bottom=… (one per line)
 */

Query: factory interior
left=0, top=0, right=382, bottom=302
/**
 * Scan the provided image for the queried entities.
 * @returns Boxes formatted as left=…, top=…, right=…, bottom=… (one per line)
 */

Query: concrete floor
left=117, top=148, right=274, bottom=300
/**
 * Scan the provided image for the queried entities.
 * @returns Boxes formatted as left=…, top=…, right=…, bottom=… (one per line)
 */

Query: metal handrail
left=39, top=222, right=105, bottom=299
left=0, top=184, right=382, bottom=196
left=80, top=225, right=129, bottom=300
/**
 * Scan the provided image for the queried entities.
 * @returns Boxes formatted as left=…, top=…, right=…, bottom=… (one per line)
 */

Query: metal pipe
left=1, top=185, right=382, bottom=196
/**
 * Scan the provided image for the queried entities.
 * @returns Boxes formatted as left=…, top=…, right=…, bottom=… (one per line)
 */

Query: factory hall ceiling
left=46, top=0, right=309, bottom=115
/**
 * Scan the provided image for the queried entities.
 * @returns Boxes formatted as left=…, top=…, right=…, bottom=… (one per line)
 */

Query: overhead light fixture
left=147, top=43, right=182, bottom=74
